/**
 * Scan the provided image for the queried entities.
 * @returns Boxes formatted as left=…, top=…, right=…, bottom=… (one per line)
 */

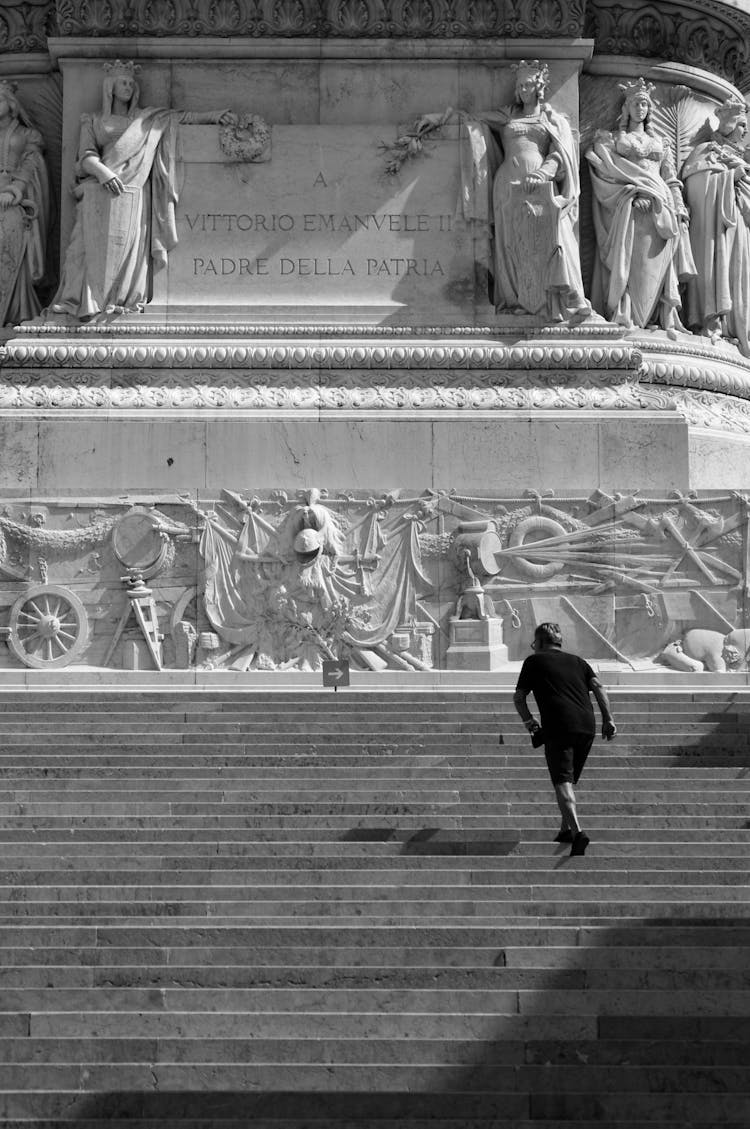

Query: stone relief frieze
left=585, top=0, right=750, bottom=91
left=1, top=487, right=749, bottom=674
left=0, top=0, right=55, bottom=54
left=53, top=0, right=586, bottom=38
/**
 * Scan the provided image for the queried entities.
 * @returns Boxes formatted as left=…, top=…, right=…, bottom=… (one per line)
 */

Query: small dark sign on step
left=322, top=659, right=350, bottom=689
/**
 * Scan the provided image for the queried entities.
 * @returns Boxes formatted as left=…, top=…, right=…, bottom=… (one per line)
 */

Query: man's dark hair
left=534, top=622, right=563, bottom=647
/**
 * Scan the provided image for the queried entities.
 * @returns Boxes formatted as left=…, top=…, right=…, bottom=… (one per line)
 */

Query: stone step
left=0, top=1034, right=746, bottom=1066
left=0, top=798, right=747, bottom=817
left=1, top=766, right=748, bottom=780
left=0, top=729, right=747, bottom=745
left=0, top=1118, right=735, bottom=1129
left=13, top=998, right=750, bottom=1040
left=0, top=750, right=745, bottom=770
left=0, top=899, right=747, bottom=923
left=1, top=962, right=748, bottom=991
left=0, top=1121, right=738, bottom=1129
left=1, top=863, right=747, bottom=884
left=0, top=688, right=746, bottom=1127
left=4, top=922, right=748, bottom=946
left=0, top=827, right=746, bottom=846
left=0, top=714, right=738, bottom=732
left=0, top=840, right=742, bottom=859
left=0, top=1090, right=742, bottom=1125
left=0, top=1061, right=749, bottom=1096
left=1, top=941, right=746, bottom=968
left=0, top=806, right=745, bottom=824
left=0, top=877, right=747, bottom=902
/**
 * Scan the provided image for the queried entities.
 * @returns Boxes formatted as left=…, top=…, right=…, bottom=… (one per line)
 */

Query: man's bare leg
left=554, top=782, right=581, bottom=834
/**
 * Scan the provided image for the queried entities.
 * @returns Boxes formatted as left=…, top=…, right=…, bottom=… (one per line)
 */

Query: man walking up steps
left=513, top=622, right=617, bottom=857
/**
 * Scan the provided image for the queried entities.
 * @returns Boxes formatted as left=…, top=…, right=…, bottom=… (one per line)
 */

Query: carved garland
left=218, top=114, right=271, bottom=161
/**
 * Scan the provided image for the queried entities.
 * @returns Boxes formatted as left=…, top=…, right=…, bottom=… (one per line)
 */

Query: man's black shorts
left=543, top=734, right=594, bottom=785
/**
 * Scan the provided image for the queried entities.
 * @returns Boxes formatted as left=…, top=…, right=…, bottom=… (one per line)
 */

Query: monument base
left=446, top=617, right=509, bottom=672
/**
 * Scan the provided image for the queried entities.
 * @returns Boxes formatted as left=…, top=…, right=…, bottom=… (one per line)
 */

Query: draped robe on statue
left=586, top=130, right=696, bottom=329
left=682, top=134, right=750, bottom=356
left=0, top=121, right=49, bottom=325
left=460, top=106, right=587, bottom=315
left=52, top=107, right=218, bottom=318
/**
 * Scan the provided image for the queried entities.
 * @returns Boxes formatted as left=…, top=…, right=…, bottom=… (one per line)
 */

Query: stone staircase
left=0, top=688, right=748, bottom=1127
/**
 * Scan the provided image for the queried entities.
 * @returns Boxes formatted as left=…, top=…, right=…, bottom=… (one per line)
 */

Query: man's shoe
left=554, top=829, right=574, bottom=843
left=570, top=832, right=590, bottom=856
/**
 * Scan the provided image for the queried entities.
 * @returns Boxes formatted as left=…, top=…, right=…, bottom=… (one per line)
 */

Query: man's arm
left=590, top=676, right=616, bottom=739
left=513, top=687, right=540, bottom=733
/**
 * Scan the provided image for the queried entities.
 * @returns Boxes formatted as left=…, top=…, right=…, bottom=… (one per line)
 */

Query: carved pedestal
left=446, top=617, right=509, bottom=672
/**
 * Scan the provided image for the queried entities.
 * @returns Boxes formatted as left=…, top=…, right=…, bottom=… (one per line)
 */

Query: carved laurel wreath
left=218, top=114, right=271, bottom=161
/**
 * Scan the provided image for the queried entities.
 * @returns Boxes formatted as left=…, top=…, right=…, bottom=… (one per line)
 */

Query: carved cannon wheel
left=8, top=585, right=89, bottom=669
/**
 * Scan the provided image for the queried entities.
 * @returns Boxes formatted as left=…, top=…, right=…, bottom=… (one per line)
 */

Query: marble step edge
left=1, top=844, right=745, bottom=858
left=0, top=795, right=745, bottom=809
left=0, top=1121, right=735, bottom=1129
left=0, top=813, right=745, bottom=826
left=0, top=967, right=746, bottom=992
left=0, top=1092, right=749, bottom=1126
left=0, top=944, right=746, bottom=969
left=2, top=864, right=747, bottom=881
left=2, top=923, right=749, bottom=944
left=0, top=826, right=747, bottom=840
left=0, top=1034, right=747, bottom=1067
left=0, top=916, right=746, bottom=935
left=2, top=903, right=749, bottom=924
left=0, top=1061, right=749, bottom=1093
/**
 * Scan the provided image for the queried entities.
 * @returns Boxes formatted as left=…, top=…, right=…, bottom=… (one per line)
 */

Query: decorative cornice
left=586, top=0, right=750, bottom=92
left=1, top=338, right=641, bottom=370
left=639, top=341, right=750, bottom=402
left=6, top=370, right=750, bottom=437
left=0, top=0, right=55, bottom=55
left=53, top=0, right=586, bottom=40
left=640, top=388, right=750, bottom=437
left=0, top=370, right=645, bottom=411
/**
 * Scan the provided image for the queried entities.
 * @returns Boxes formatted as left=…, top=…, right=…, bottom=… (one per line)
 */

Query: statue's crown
left=618, top=77, right=655, bottom=103
left=103, top=59, right=141, bottom=78
left=717, top=95, right=747, bottom=122
left=512, top=59, right=549, bottom=86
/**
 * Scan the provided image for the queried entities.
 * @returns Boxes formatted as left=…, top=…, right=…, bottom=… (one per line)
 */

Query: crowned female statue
left=681, top=96, right=750, bottom=355
left=460, top=60, right=590, bottom=322
left=585, top=78, right=696, bottom=332
left=49, top=60, right=236, bottom=321
left=0, top=81, right=50, bottom=326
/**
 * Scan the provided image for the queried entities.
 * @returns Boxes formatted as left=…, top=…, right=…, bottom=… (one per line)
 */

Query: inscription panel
left=162, top=125, right=485, bottom=324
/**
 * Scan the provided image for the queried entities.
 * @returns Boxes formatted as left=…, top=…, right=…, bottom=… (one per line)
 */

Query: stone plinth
left=446, top=616, right=509, bottom=671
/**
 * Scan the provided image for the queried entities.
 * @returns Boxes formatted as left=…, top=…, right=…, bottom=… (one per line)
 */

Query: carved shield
left=508, top=180, right=562, bottom=315
left=81, top=181, right=140, bottom=309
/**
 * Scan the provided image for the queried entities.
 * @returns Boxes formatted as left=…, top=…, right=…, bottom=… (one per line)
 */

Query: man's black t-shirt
left=515, top=648, right=596, bottom=739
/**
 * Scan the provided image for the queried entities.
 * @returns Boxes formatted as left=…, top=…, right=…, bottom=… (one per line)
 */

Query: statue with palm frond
left=585, top=78, right=696, bottom=333
left=681, top=96, right=750, bottom=356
